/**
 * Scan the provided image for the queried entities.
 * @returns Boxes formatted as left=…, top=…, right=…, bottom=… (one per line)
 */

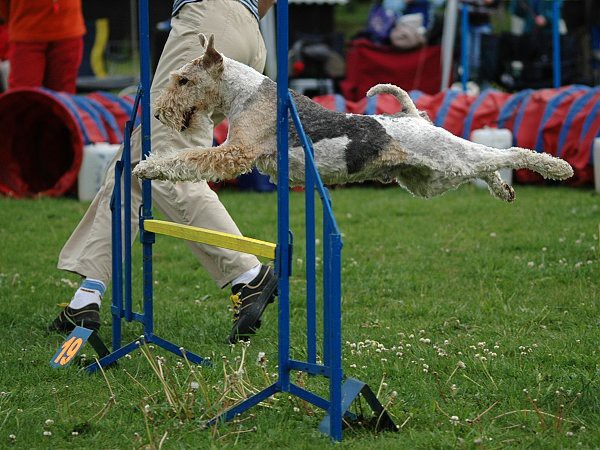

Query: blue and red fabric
left=532, top=85, right=590, bottom=157
left=497, top=89, right=533, bottom=135
left=87, top=91, right=140, bottom=134
left=433, top=90, right=477, bottom=137
left=511, top=87, right=568, bottom=183
left=462, top=89, right=511, bottom=139
left=0, top=88, right=133, bottom=197
left=0, top=88, right=85, bottom=197
left=413, top=90, right=449, bottom=125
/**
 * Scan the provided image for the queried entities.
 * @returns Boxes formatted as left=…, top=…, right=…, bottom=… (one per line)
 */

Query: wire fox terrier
left=133, top=35, right=573, bottom=202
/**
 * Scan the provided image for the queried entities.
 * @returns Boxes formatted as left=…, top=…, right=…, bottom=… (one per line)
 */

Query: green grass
left=0, top=185, right=598, bottom=449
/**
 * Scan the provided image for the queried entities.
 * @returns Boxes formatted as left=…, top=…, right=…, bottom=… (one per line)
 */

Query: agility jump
left=74, top=0, right=396, bottom=441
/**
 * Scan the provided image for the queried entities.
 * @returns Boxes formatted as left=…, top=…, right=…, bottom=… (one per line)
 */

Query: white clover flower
left=256, top=351, right=267, bottom=367
left=457, top=361, right=466, bottom=369
left=44, top=419, right=54, bottom=426
left=527, top=261, right=535, bottom=268
left=43, top=431, right=52, bottom=437
left=449, top=415, right=459, bottom=425
left=190, top=382, right=199, bottom=391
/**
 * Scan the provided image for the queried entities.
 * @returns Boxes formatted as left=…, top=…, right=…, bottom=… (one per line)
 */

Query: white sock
left=69, top=278, right=105, bottom=309
left=231, top=264, right=261, bottom=287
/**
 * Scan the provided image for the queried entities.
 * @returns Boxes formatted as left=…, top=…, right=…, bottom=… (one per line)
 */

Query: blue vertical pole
left=111, top=160, right=123, bottom=350
left=552, top=0, right=561, bottom=88
left=139, top=0, right=154, bottom=337
left=329, top=234, right=343, bottom=441
left=322, top=191, right=331, bottom=366
left=305, top=147, right=317, bottom=365
left=276, top=0, right=291, bottom=392
left=460, top=2, right=469, bottom=92
left=123, top=113, right=133, bottom=322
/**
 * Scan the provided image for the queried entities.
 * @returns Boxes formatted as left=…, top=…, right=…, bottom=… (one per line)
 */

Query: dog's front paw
left=133, top=159, right=165, bottom=180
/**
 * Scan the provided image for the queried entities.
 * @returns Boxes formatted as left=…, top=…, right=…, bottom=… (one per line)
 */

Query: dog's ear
left=198, top=33, right=208, bottom=49
left=197, top=34, right=223, bottom=77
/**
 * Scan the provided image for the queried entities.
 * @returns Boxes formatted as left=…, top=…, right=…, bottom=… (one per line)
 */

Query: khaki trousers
left=58, top=0, right=266, bottom=288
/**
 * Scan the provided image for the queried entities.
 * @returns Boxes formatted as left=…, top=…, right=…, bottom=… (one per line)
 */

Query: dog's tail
left=366, top=83, right=421, bottom=117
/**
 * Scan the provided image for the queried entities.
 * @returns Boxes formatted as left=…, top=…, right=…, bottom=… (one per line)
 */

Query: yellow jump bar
left=143, top=219, right=276, bottom=260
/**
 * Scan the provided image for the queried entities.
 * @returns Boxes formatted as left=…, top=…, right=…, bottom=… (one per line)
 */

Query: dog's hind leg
left=480, top=171, right=515, bottom=202
left=471, top=147, right=573, bottom=181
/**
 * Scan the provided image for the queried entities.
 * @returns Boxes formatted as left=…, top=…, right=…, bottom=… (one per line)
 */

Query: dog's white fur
left=133, top=34, right=573, bottom=202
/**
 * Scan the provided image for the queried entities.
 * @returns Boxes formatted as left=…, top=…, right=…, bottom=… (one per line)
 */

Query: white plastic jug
left=78, top=143, right=120, bottom=201
left=470, top=128, right=513, bottom=187
left=594, top=138, right=600, bottom=193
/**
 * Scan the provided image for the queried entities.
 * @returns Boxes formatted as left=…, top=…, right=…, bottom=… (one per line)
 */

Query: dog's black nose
left=154, top=113, right=160, bottom=120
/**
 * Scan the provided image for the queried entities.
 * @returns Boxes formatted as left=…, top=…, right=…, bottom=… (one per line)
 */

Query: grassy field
left=0, top=185, right=598, bottom=449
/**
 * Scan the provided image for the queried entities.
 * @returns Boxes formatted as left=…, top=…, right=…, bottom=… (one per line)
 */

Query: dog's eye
left=178, top=77, right=189, bottom=86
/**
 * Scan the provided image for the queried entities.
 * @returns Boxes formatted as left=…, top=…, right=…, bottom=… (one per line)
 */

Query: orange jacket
left=0, top=0, right=85, bottom=42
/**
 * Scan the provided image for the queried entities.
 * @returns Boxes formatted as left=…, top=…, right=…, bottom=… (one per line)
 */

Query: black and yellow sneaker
left=48, top=304, right=101, bottom=334
left=228, top=265, right=278, bottom=344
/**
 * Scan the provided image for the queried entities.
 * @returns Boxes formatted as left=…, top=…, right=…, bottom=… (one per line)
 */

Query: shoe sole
left=228, top=274, right=278, bottom=344
left=48, top=309, right=100, bottom=334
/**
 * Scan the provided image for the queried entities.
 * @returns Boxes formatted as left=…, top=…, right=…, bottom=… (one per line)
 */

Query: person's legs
left=7, top=41, right=46, bottom=90
left=44, top=37, right=83, bottom=93
left=468, top=24, right=492, bottom=81
left=55, top=0, right=271, bottom=334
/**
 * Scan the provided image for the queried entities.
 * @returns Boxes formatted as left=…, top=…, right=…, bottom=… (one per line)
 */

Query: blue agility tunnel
left=0, top=88, right=136, bottom=197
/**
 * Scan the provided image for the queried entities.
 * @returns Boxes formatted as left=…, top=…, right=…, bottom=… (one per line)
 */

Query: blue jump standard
left=83, top=0, right=397, bottom=441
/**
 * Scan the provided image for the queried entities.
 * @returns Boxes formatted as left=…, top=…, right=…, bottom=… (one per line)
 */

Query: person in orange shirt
left=0, top=0, right=85, bottom=93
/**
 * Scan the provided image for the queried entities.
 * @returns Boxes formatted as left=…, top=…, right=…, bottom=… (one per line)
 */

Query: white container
left=470, top=128, right=514, bottom=188
left=78, top=143, right=120, bottom=201
left=594, top=138, right=600, bottom=193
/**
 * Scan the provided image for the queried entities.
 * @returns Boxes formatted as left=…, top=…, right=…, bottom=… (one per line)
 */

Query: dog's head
left=154, top=34, right=225, bottom=133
